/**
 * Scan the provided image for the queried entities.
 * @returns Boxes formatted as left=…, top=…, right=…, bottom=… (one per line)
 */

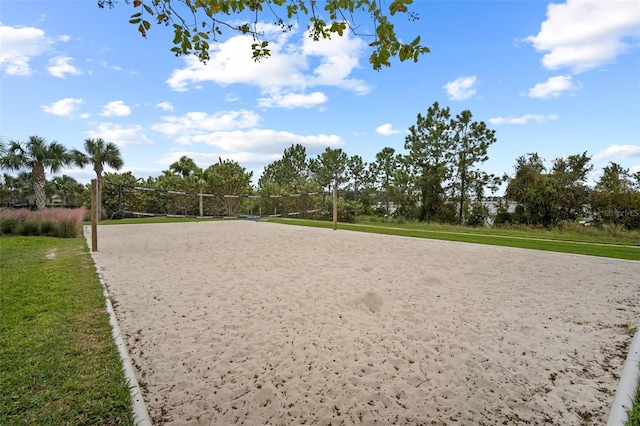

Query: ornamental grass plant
left=0, top=207, right=86, bottom=238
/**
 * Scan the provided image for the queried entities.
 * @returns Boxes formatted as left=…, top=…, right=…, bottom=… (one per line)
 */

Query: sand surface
left=87, top=221, right=640, bottom=425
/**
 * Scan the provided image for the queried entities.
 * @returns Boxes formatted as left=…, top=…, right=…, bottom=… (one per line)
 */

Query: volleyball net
left=107, top=183, right=326, bottom=219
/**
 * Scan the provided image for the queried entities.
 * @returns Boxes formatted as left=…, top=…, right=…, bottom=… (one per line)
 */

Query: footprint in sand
left=357, top=291, right=384, bottom=313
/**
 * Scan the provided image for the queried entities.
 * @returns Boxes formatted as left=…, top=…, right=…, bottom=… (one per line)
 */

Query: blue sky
left=1, top=0, right=639, bottom=191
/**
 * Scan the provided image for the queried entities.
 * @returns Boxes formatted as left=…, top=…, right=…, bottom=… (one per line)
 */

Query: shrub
left=467, top=202, right=490, bottom=227
left=39, top=219, right=58, bottom=237
left=317, top=198, right=360, bottom=223
left=601, top=223, right=624, bottom=237
left=0, top=207, right=86, bottom=238
left=57, top=220, right=78, bottom=238
left=16, top=219, right=40, bottom=236
left=1, top=218, right=18, bottom=235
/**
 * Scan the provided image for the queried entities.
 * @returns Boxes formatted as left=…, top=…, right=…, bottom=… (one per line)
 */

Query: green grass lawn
left=0, top=236, right=134, bottom=425
left=266, top=218, right=640, bottom=261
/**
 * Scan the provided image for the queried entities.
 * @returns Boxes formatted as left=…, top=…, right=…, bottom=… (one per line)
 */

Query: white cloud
left=443, top=76, right=477, bottom=100
left=156, top=102, right=174, bottom=111
left=99, top=61, right=124, bottom=72
left=165, top=26, right=370, bottom=100
left=41, top=98, right=83, bottom=116
left=489, top=114, right=559, bottom=125
left=528, top=75, right=581, bottom=99
left=299, top=27, right=369, bottom=94
left=0, top=23, right=51, bottom=76
left=165, top=25, right=304, bottom=92
left=593, top=144, right=640, bottom=161
left=86, top=123, right=153, bottom=146
left=47, top=56, right=82, bottom=78
left=188, top=129, right=343, bottom=154
left=526, top=0, right=640, bottom=73
left=257, top=91, right=328, bottom=108
left=101, top=100, right=132, bottom=117
left=151, top=108, right=342, bottom=158
left=225, top=93, right=240, bottom=102
left=151, top=110, right=260, bottom=138
left=376, top=123, right=404, bottom=136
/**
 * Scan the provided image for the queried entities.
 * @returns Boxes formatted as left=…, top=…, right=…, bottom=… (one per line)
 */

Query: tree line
left=0, top=136, right=123, bottom=220
left=2, top=102, right=639, bottom=229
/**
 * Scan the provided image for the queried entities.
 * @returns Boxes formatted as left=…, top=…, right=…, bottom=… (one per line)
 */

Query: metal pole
left=91, top=179, right=98, bottom=252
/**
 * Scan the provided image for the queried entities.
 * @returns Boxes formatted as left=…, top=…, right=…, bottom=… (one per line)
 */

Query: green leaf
left=399, top=45, right=407, bottom=62
left=172, top=28, right=182, bottom=44
left=286, top=4, right=298, bottom=18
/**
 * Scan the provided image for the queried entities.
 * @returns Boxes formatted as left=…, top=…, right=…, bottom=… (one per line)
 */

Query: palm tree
left=168, top=156, right=205, bottom=215
left=73, top=138, right=124, bottom=219
left=0, top=136, right=74, bottom=210
left=191, top=167, right=207, bottom=216
left=169, top=155, right=198, bottom=178
left=1, top=172, right=33, bottom=206
left=50, top=175, right=85, bottom=206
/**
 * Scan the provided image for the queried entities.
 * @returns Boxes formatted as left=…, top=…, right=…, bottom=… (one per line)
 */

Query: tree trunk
left=459, top=175, right=466, bottom=225
left=32, top=162, right=47, bottom=210
left=97, top=178, right=103, bottom=219
left=94, top=162, right=104, bottom=220
left=332, top=184, right=338, bottom=230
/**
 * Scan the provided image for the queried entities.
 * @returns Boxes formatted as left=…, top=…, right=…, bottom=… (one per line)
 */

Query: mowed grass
left=0, top=236, right=133, bottom=425
left=267, top=218, right=640, bottom=261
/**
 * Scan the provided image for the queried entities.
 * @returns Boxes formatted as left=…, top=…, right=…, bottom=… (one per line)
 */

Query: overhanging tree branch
left=98, top=0, right=429, bottom=70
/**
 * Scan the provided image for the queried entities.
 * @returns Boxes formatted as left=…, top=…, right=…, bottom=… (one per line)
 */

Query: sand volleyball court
left=88, top=221, right=639, bottom=425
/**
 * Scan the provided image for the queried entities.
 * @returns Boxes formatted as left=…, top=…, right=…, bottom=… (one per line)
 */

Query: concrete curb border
left=608, top=321, right=640, bottom=426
